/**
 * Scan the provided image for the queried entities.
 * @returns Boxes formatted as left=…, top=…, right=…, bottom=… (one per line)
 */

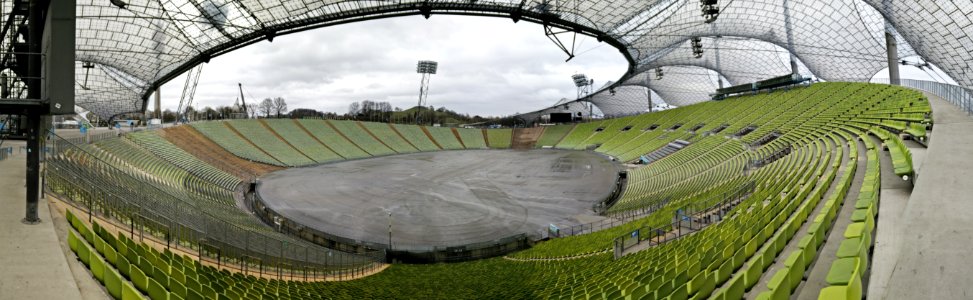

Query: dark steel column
left=23, top=112, right=40, bottom=224
left=23, top=0, right=48, bottom=224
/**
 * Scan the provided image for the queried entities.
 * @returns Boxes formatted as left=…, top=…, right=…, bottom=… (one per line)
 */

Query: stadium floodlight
left=417, top=60, right=438, bottom=74
left=571, top=74, right=589, bottom=87
left=572, top=74, right=595, bottom=119
left=701, top=0, right=719, bottom=23
left=415, top=60, right=438, bottom=124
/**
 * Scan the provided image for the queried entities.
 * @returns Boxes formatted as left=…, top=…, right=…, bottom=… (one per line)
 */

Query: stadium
left=1, top=1, right=972, bottom=300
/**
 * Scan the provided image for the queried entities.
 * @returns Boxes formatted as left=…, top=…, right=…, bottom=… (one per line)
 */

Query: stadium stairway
left=511, top=127, right=545, bottom=149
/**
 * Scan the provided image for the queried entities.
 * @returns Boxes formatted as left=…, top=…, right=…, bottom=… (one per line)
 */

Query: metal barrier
left=554, top=197, right=671, bottom=238
left=869, top=78, right=973, bottom=115
left=44, top=134, right=384, bottom=280
left=249, top=182, right=533, bottom=263
left=612, top=181, right=755, bottom=259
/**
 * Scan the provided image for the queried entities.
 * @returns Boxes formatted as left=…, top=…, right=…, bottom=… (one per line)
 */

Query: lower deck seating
left=52, top=82, right=927, bottom=299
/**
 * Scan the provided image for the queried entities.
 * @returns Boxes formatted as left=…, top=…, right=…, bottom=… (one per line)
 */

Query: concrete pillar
left=886, top=32, right=901, bottom=85
left=155, top=88, right=161, bottom=119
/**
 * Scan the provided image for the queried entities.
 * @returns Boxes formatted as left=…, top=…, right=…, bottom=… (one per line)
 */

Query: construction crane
left=238, top=83, right=248, bottom=117
left=175, top=64, right=204, bottom=123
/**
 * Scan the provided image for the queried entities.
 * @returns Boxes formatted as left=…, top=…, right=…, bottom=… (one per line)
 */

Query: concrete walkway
left=0, top=140, right=103, bottom=299
left=879, top=94, right=973, bottom=299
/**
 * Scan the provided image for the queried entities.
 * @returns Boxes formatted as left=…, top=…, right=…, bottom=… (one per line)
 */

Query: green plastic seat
left=146, top=277, right=168, bottom=300
left=755, top=291, right=773, bottom=300
left=68, top=230, right=80, bottom=254
left=170, top=280, right=188, bottom=299
left=78, top=240, right=92, bottom=267
left=783, top=251, right=805, bottom=290
left=130, top=265, right=149, bottom=294
left=797, top=235, right=817, bottom=270
left=185, top=289, right=205, bottom=300
left=850, top=208, right=875, bottom=232
left=818, top=268, right=862, bottom=300
left=767, top=268, right=790, bottom=296
left=836, top=237, right=867, bottom=261
left=121, top=280, right=144, bottom=300
left=117, top=255, right=132, bottom=280
left=825, top=257, right=860, bottom=285
left=91, top=253, right=107, bottom=283
left=844, top=222, right=871, bottom=247
left=105, top=266, right=124, bottom=300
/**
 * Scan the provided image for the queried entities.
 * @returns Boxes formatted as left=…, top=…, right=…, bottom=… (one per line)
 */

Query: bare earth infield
left=256, top=149, right=620, bottom=251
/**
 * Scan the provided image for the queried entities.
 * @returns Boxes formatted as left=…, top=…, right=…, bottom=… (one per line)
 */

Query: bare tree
left=272, top=97, right=287, bottom=118
left=259, top=98, right=274, bottom=118
left=348, top=102, right=360, bottom=118
left=246, top=103, right=258, bottom=118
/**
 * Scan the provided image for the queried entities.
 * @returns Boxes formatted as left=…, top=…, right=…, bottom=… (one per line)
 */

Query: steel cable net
left=586, top=85, right=650, bottom=117
left=865, top=0, right=973, bottom=88
left=620, top=67, right=724, bottom=107
left=49, top=0, right=969, bottom=118
left=636, top=37, right=815, bottom=86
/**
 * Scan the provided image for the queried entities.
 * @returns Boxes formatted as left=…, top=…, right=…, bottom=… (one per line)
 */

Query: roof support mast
left=883, top=0, right=900, bottom=86
left=782, top=0, right=799, bottom=76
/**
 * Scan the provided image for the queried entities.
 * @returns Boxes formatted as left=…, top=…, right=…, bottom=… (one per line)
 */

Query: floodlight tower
left=572, top=74, right=594, bottom=119
left=415, top=60, right=438, bottom=125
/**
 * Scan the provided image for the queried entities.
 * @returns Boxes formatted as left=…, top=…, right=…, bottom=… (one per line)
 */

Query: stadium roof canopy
left=64, top=0, right=973, bottom=118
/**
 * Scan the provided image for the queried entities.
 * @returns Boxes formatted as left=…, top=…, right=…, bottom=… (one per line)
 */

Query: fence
left=44, top=134, right=384, bottom=280
left=612, top=181, right=755, bottom=258
left=57, top=131, right=118, bottom=145
left=249, top=184, right=533, bottom=263
left=553, top=197, right=671, bottom=238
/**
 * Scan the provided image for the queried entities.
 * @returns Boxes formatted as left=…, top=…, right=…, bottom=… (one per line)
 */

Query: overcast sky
left=158, top=15, right=629, bottom=117
left=155, top=15, right=957, bottom=118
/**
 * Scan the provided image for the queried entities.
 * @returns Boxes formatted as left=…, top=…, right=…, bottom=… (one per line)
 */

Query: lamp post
left=415, top=60, right=438, bottom=125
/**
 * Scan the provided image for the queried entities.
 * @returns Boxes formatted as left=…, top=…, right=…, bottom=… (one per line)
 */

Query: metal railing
left=869, top=78, right=973, bottom=115
left=44, top=134, right=384, bottom=280
left=612, top=181, right=755, bottom=258
left=553, top=198, right=671, bottom=238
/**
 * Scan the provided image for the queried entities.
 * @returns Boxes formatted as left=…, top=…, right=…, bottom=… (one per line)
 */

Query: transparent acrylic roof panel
left=867, top=0, right=973, bottom=88
left=636, top=37, right=814, bottom=86
left=55, top=0, right=973, bottom=118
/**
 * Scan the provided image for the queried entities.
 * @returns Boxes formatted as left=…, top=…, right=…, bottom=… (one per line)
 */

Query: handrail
left=876, top=78, right=973, bottom=116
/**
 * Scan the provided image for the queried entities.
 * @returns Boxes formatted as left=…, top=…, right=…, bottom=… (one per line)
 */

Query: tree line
left=140, top=98, right=504, bottom=126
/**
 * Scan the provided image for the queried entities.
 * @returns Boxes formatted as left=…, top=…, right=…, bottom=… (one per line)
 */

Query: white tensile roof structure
left=58, top=0, right=973, bottom=118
